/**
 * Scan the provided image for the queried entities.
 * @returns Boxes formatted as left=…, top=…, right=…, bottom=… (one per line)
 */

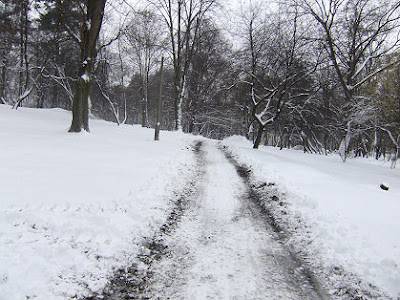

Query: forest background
left=1, top=0, right=399, bottom=164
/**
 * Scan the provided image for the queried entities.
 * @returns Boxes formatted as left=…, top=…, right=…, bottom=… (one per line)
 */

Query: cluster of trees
left=1, top=0, right=399, bottom=166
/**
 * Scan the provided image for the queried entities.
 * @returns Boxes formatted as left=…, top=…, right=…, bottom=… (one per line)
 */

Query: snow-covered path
left=143, top=141, right=325, bottom=299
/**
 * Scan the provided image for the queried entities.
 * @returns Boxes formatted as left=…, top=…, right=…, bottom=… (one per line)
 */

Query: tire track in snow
left=143, top=141, right=328, bottom=299
left=85, top=140, right=328, bottom=299
left=82, top=141, right=204, bottom=300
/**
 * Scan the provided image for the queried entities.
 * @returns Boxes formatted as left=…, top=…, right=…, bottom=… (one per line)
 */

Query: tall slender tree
left=151, top=0, right=217, bottom=131
left=0, top=0, right=18, bottom=103
left=126, top=9, right=166, bottom=128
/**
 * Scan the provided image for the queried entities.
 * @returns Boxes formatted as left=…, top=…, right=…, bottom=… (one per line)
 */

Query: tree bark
left=155, top=57, right=164, bottom=141
left=253, top=125, right=264, bottom=149
left=69, top=0, right=106, bottom=133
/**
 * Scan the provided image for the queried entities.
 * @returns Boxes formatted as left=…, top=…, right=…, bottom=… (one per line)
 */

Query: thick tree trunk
left=69, top=0, right=106, bottom=133
left=69, top=61, right=93, bottom=132
left=69, top=80, right=83, bottom=132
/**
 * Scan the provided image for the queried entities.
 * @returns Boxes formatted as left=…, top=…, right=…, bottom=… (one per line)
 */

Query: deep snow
left=1, top=104, right=399, bottom=299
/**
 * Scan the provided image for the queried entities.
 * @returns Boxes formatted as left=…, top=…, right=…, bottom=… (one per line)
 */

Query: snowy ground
left=222, top=136, right=400, bottom=299
left=1, top=105, right=400, bottom=299
left=0, top=105, right=197, bottom=299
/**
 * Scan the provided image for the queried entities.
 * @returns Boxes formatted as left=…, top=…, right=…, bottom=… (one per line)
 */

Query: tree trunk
left=253, top=125, right=264, bottom=149
left=69, top=59, right=93, bottom=132
left=69, top=79, right=83, bottom=132
left=0, top=55, right=6, bottom=101
left=17, top=0, right=29, bottom=108
left=339, top=121, right=352, bottom=162
left=154, top=57, right=164, bottom=141
left=141, top=96, right=147, bottom=127
left=69, top=0, right=106, bottom=133
left=174, top=76, right=184, bottom=131
left=174, top=88, right=179, bottom=130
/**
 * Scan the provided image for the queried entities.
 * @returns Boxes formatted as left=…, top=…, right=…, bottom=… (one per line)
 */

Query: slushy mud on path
left=86, top=140, right=328, bottom=299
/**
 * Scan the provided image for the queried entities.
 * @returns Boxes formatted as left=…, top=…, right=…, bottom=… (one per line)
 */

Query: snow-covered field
left=1, top=105, right=399, bottom=299
left=0, top=105, right=197, bottom=299
left=222, top=136, right=400, bottom=299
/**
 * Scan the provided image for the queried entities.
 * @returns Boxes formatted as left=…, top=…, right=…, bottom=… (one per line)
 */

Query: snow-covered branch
left=63, top=23, right=81, bottom=45
left=13, top=65, right=47, bottom=109
left=378, top=126, right=399, bottom=168
left=95, top=80, right=122, bottom=125
left=352, top=57, right=400, bottom=91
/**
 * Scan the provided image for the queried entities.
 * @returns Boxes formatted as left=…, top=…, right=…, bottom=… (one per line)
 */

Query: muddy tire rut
left=83, top=141, right=329, bottom=300
left=82, top=141, right=204, bottom=300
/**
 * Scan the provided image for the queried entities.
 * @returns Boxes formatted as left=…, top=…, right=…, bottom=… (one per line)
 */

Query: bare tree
left=1, top=0, right=35, bottom=108
left=0, top=1, right=16, bottom=103
left=293, top=0, right=400, bottom=160
left=185, top=18, right=234, bottom=136
left=369, top=53, right=400, bottom=167
left=126, top=9, right=166, bottom=127
left=239, top=2, right=317, bottom=149
left=15, top=0, right=31, bottom=107
left=150, top=0, right=217, bottom=131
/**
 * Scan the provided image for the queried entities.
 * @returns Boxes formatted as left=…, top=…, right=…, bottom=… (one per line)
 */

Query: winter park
left=1, top=0, right=400, bottom=299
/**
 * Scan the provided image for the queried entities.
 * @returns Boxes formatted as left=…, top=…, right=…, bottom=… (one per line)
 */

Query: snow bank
left=0, top=105, right=196, bottom=299
left=222, top=136, right=400, bottom=299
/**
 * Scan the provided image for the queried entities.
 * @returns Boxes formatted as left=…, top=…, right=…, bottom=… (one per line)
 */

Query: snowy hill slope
left=0, top=105, right=197, bottom=299
left=222, top=136, right=400, bottom=299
